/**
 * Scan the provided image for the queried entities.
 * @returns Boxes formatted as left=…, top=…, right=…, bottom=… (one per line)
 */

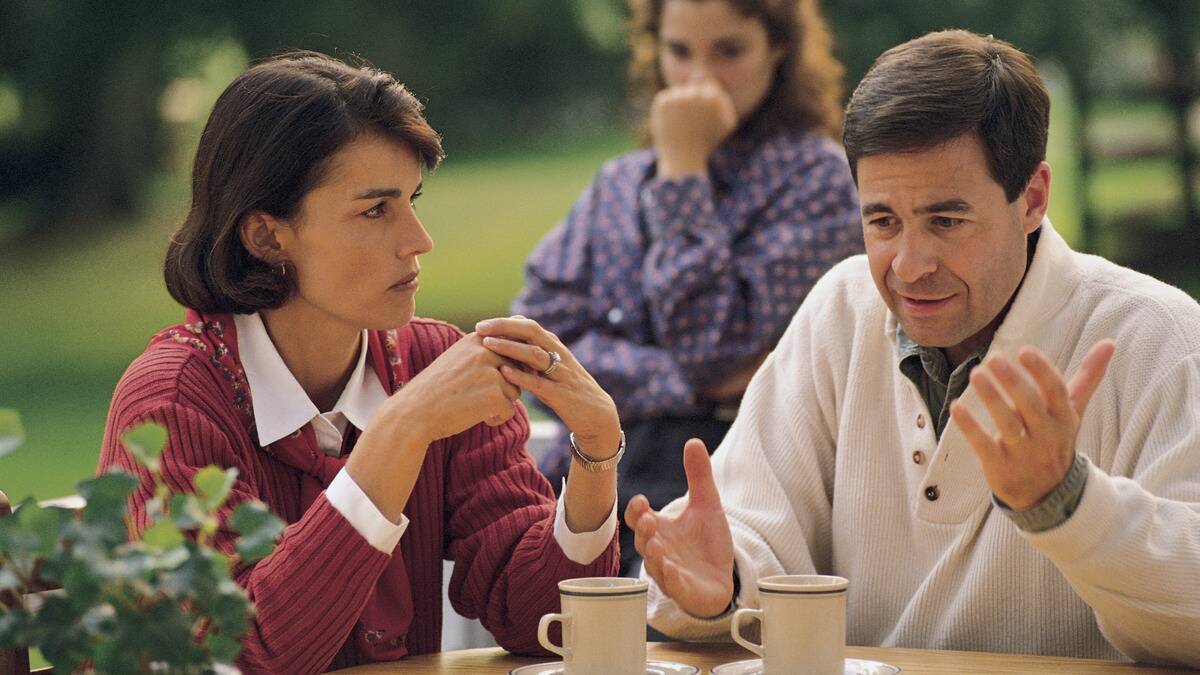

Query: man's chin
left=897, top=320, right=960, bottom=350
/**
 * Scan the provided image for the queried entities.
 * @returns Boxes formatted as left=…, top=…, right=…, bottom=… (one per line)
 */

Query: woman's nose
left=399, top=214, right=434, bottom=258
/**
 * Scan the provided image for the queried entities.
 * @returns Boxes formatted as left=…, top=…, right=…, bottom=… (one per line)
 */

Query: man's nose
left=891, top=230, right=938, bottom=284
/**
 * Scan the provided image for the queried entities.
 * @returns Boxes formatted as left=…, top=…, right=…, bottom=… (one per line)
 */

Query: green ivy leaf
left=0, top=408, right=24, bottom=458
left=1, top=421, right=263, bottom=670
left=193, top=465, right=238, bottom=512
left=141, top=518, right=185, bottom=550
left=206, top=630, right=243, bottom=664
left=14, top=501, right=72, bottom=558
left=169, top=493, right=205, bottom=531
left=91, top=634, right=141, bottom=674
left=60, top=563, right=102, bottom=609
left=229, top=501, right=285, bottom=563
left=120, top=421, right=168, bottom=472
left=0, top=566, right=21, bottom=593
left=0, top=607, right=32, bottom=649
left=77, top=470, right=140, bottom=544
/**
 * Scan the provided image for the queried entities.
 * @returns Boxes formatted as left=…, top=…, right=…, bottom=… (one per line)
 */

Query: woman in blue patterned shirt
left=513, top=0, right=862, bottom=575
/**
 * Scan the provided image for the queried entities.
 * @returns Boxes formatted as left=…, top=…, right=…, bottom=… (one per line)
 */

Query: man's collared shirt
left=896, top=328, right=990, bottom=442
left=894, top=325, right=1087, bottom=533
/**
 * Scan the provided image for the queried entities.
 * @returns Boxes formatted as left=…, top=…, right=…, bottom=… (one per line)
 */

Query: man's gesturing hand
left=951, top=339, right=1116, bottom=511
left=623, top=438, right=735, bottom=618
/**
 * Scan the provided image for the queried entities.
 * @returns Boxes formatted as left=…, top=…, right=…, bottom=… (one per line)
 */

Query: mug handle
left=731, top=608, right=765, bottom=657
left=537, top=612, right=572, bottom=660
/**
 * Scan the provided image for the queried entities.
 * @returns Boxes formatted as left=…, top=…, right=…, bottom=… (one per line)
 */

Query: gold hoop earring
left=278, top=262, right=288, bottom=278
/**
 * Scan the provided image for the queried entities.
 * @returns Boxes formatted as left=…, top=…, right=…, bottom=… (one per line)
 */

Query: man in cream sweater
left=624, top=29, right=1200, bottom=666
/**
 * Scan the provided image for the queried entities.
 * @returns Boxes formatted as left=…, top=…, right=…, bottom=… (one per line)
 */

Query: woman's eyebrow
left=353, top=187, right=403, bottom=200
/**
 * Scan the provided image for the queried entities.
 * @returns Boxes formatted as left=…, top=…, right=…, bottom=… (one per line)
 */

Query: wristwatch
left=569, top=430, right=626, bottom=472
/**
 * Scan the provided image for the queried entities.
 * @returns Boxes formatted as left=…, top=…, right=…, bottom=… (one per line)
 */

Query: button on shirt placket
left=910, top=395, right=939, bottom=507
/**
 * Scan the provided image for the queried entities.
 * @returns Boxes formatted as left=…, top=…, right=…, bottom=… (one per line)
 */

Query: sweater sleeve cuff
left=644, top=521, right=768, bottom=641
left=1020, top=459, right=1124, bottom=565
left=995, top=453, right=1090, bottom=533
left=325, top=468, right=408, bottom=554
left=553, top=478, right=618, bottom=565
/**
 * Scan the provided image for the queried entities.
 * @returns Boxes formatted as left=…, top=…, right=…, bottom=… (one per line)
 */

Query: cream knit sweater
left=645, top=221, right=1200, bottom=666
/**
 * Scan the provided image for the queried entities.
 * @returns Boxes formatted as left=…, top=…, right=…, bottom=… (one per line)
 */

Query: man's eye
left=932, top=216, right=963, bottom=229
left=410, top=190, right=423, bottom=208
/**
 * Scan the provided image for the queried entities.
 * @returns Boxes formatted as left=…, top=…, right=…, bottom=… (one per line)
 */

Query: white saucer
left=510, top=660, right=700, bottom=675
left=711, top=657, right=900, bottom=675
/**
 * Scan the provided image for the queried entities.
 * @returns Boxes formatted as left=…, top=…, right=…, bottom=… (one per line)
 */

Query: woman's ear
left=239, top=212, right=286, bottom=265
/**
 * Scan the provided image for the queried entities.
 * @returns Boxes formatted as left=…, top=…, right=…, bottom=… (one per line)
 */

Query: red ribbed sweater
left=98, top=315, right=619, bottom=673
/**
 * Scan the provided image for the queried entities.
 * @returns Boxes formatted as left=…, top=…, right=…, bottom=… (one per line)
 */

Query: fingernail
left=476, top=320, right=493, bottom=331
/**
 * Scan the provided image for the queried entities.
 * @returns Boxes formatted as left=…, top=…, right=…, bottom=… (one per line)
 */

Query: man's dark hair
left=843, top=29, right=1049, bottom=202
left=164, top=51, right=444, bottom=314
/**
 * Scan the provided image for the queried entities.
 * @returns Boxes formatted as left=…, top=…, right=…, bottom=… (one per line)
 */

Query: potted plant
left=0, top=410, right=284, bottom=673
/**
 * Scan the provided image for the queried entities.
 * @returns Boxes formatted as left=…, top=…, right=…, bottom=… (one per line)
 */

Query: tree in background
left=1, top=0, right=1195, bottom=258
left=0, top=0, right=627, bottom=243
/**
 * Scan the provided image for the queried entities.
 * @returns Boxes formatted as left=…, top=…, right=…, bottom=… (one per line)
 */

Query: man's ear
left=1020, top=162, right=1051, bottom=235
left=239, top=212, right=287, bottom=265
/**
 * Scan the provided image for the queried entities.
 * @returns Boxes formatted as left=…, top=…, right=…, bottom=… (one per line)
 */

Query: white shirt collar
left=234, top=313, right=389, bottom=447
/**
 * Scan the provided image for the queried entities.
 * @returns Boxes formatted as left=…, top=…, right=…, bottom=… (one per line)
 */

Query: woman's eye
left=716, top=45, right=744, bottom=60
left=663, top=43, right=689, bottom=60
left=362, top=201, right=387, bottom=218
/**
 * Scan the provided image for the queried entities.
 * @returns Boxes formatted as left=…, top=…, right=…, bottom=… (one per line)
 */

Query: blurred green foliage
left=2, top=1, right=1197, bottom=243
left=0, top=0, right=631, bottom=242
left=0, top=417, right=285, bottom=673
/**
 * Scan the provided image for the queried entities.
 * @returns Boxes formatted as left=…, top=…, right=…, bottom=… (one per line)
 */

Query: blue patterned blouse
left=513, top=118, right=863, bottom=423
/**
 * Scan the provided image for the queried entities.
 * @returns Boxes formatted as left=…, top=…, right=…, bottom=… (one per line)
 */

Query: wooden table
left=334, top=642, right=1195, bottom=673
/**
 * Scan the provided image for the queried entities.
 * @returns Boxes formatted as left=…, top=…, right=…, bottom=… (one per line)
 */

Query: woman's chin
left=373, top=299, right=417, bottom=329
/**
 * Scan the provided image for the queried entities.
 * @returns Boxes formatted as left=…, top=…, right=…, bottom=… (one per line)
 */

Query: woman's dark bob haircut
left=164, top=50, right=444, bottom=314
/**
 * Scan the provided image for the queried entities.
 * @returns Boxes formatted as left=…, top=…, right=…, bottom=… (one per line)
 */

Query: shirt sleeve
left=995, top=453, right=1089, bottom=533
left=1019, top=354, right=1200, bottom=667
left=639, top=142, right=862, bottom=387
left=511, top=168, right=601, bottom=348
left=568, top=331, right=699, bottom=421
left=325, top=467, right=408, bottom=553
left=553, top=477, right=618, bottom=564
left=513, top=161, right=704, bottom=421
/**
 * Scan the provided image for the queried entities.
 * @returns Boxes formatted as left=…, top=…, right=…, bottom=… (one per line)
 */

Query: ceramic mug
left=731, top=574, right=848, bottom=674
left=537, top=577, right=649, bottom=674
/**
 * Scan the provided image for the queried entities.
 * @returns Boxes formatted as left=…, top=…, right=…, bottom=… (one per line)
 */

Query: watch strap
left=568, top=430, right=626, bottom=472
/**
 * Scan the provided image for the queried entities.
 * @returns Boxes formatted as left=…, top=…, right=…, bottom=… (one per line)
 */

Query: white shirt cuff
left=325, top=468, right=407, bottom=554
left=553, top=478, right=618, bottom=565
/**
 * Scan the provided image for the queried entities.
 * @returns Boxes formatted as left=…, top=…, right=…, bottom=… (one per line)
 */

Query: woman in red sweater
left=98, top=51, right=622, bottom=673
